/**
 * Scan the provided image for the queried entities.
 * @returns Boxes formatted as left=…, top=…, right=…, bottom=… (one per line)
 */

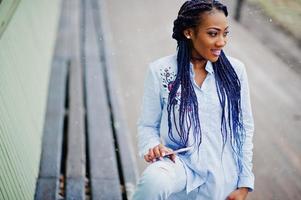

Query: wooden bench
left=35, top=0, right=138, bottom=199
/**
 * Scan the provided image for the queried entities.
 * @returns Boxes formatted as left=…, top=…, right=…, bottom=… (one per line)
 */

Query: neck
left=190, top=50, right=207, bottom=70
left=191, top=57, right=207, bottom=70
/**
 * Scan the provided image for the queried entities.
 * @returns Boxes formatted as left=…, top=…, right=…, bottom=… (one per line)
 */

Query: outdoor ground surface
left=248, top=0, right=301, bottom=41
left=225, top=0, right=301, bottom=75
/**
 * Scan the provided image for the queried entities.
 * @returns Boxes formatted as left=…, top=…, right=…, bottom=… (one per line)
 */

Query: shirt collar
left=189, top=60, right=214, bottom=76
left=205, top=61, right=214, bottom=74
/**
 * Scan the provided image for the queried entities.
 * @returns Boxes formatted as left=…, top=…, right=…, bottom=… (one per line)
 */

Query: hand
left=227, top=187, right=249, bottom=200
left=144, top=144, right=176, bottom=163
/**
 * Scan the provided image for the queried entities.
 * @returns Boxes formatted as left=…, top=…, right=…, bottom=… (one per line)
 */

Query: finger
left=153, top=145, right=161, bottom=158
left=165, top=146, right=174, bottom=153
left=149, top=154, right=156, bottom=163
left=148, top=148, right=155, bottom=160
left=145, top=153, right=154, bottom=162
left=165, top=147, right=174, bottom=154
left=159, top=146, right=169, bottom=157
left=144, top=154, right=151, bottom=162
left=170, top=154, right=176, bottom=163
left=226, top=195, right=235, bottom=200
left=161, top=147, right=175, bottom=162
left=165, top=153, right=176, bottom=163
left=149, top=148, right=158, bottom=162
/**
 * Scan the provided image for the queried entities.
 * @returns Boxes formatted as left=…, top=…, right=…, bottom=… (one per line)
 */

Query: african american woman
left=133, top=1, right=255, bottom=199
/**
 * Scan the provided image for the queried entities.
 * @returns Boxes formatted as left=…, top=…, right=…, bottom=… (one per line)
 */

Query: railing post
left=234, top=0, right=245, bottom=22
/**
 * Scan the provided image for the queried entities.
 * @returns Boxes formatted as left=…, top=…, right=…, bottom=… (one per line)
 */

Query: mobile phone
left=164, top=146, right=193, bottom=157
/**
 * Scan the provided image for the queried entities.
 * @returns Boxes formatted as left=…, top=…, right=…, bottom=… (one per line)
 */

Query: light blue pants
left=132, top=157, right=237, bottom=200
left=132, top=157, right=189, bottom=200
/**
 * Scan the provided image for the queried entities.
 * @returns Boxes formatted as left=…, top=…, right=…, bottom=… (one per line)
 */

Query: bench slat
left=109, top=103, right=139, bottom=198
left=35, top=178, right=58, bottom=200
left=65, top=58, right=86, bottom=199
left=91, top=178, right=124, bottom=199
left=63, top=0, right=86, bottom=198
left=65, top=178, right=86, bottom=200
left=84, top=0, right=122, bottom=198
left=35, top=58, right=68, bottom=200
left=95, top=0, right=139, bottom=198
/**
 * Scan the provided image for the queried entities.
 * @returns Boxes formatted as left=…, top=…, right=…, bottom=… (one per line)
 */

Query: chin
left=208, top=56, right=219, bottom=63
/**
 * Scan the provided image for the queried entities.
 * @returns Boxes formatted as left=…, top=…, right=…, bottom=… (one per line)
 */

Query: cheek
left=224, top=37, right=229, bottom=45
left=195, top=38, right=214, bottom=53
left=197, top=35, right=214, bottom=45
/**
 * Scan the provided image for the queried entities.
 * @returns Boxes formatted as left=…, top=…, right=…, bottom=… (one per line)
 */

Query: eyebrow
left=206, top=26, right=229, bottom=31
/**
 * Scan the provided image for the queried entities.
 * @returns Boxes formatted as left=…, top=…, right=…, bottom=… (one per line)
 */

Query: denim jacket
left=137, top=53, right=255, bottom=196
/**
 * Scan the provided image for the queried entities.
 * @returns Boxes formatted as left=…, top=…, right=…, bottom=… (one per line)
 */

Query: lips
left=211, top=49, right=221, bottom=56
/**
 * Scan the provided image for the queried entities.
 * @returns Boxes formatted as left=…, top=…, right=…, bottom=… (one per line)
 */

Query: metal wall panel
left=0, top=0, right=60, bottom=199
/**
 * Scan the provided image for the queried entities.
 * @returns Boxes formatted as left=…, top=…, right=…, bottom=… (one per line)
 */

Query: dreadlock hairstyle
left=170, top=0, right=246, bottom=173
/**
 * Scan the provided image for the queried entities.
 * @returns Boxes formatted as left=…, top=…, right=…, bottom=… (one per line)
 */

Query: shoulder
left=146, top=54, right=178, bottom=94
left=148, top=54, right=177, bottom=74
left=226, top=56, right=246, bottom=79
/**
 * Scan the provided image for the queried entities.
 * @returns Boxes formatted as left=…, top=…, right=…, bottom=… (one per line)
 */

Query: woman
left=133, top=0, right=255, bottom=199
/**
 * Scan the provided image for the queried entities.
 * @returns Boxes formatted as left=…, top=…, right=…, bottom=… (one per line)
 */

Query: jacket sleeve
left=237, top=63, right=255, bottom=192
left=137, top=64, right=163, bottom=158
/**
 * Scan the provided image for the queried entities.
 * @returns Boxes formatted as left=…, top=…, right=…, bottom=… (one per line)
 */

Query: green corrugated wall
left=0, top=0, right=60, bottom=199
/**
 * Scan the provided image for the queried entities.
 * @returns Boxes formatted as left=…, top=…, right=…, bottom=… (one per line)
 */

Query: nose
left=215, top=36, right=227, bottom=47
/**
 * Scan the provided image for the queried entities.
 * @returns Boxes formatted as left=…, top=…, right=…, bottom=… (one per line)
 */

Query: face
left=184, top=9, right=229, bottom=62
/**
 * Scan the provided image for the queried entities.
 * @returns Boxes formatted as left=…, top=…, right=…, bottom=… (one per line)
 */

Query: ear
left=183, top=28, right=193, bottom=39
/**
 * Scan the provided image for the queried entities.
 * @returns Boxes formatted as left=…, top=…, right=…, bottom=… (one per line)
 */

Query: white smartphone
left=163, top=146, right=193, bottom=157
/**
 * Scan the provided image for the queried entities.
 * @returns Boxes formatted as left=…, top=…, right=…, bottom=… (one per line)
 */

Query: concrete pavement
left=100, top=1, right=301, bottom=199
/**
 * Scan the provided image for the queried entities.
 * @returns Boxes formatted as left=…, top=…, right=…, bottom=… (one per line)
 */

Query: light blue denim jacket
left=137, top=53, right=255, bottom=196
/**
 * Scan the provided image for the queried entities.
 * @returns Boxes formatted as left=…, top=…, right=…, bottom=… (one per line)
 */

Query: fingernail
left=153, top=159, right=156, bottom=162
left=159, top=157, right=163, bottom=161
left=162, top=152, right=165, bottom=157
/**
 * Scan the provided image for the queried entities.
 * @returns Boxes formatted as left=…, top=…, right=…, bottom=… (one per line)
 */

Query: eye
left=223, top=31, right=230, bottom=37
left=208, top=32, right=217, bottom=37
